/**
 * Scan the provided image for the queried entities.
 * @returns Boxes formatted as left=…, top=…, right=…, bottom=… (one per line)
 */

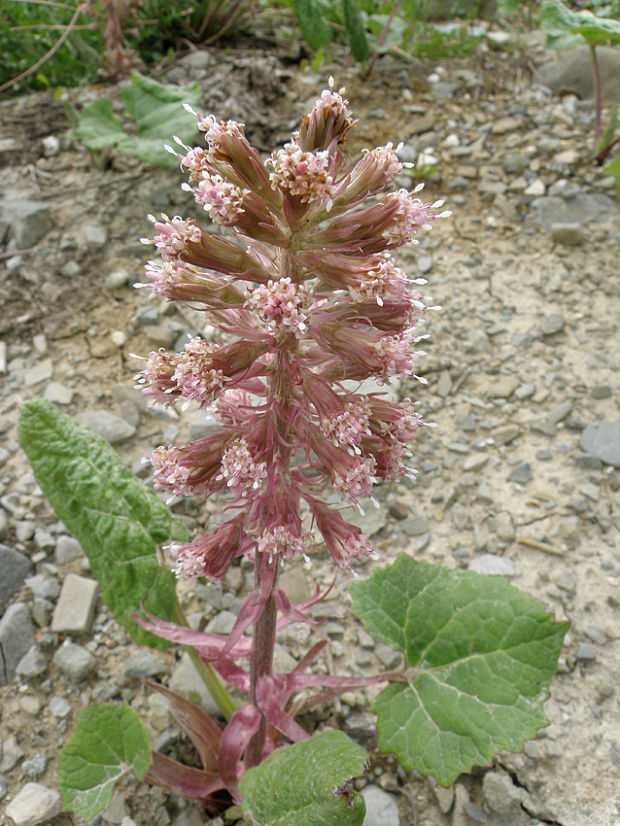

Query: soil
left=1, top=20, right=619, bottom=826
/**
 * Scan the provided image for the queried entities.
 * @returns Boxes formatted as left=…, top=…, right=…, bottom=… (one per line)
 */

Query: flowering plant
left=19, top=81, right=567, bottom=825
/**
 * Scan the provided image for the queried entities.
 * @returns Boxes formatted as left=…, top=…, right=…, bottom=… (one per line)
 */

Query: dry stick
left=450, top=366, right=471, bottom=395
left=517, top=536, right=565, bottom=556
left=589, top=42, right=603, bottom=144
left=0, top=4, right=82, bottom=93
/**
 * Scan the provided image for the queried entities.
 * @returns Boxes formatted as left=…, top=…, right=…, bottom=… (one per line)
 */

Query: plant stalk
left=245, top=555, right=279, bottom=769
left=173, top=600, right=236, bottom=721
left=589, top=42, right=602, bottom=143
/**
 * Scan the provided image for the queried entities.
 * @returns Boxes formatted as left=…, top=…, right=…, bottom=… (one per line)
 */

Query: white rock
left=51, top=574, right=98, bottom=634
left=4, top=782, right=61, bottom=826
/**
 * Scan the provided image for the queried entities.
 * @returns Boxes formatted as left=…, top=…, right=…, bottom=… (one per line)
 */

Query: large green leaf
left=75, top=72, right=202, bottom=168
left=342, top=0, right=370, bottom=63
left=240, top=731, right=367, bottom=826
left=59, top=703, right=152, bottom=818
left=293, top=0, right=333, bottom=49
left=18, top=399, right=185, bottom=648
left=540, top=0, right=620, bottom=47
left=350, top=556, right=568, bottom=786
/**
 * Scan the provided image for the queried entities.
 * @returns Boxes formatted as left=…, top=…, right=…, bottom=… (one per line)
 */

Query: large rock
left=0, top=603, right=35, bottom=685
left=4, top=782, right=61, bottom=826
left=538, top=46, right=620, bottom=104
left=0, top=199, right=54, bottom=247
left=0, top=545, right=34, bottom=605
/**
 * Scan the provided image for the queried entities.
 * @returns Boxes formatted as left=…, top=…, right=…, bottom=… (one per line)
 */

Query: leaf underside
left=240, top=731, right=367, bottom=826
left=540, top=0, right=620, bottom=47
left=59, top=703, right=152, bottom=819
left=18, top=399, right=185, bottom=647
left=350, top=556, right=568, bottom=786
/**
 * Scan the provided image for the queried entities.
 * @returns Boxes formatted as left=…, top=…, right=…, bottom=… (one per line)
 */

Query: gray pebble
left=53, top=641, right=97, bottom=681
left=576, top=642, right=596, bottom=661
left=4, top=782, right=61, bottom=826
left=546, top=401, right=572, bottom=424
left=508, top=463, right=533, bottom=484
left=84, top=225, right=108, bottom=246
left=55, top=535, right=83, bottom=564
left=374, top=643, right=402, bottom=670
left=540, top=313, right=565, bottom=336
left=361, top=785, right=399, bottom=826
left=43, top=382, right=74, bottom=405
left=49, top=696, right=72, bottom=718
left=0, top=546, right=34, bottom=605
left=16, top=645, right=47, bottom=679
left=76, top=410, right=136, bottom=443
left=124, top=652, right=167, bottom=679
left=0, top=603, right=35, bottom=686
left=469, top=554, right=516, bottom=577
left=579, top=421, right=620, bottom=468
left=24, top=359, right=54, bottom=387
left=22, top=753, right=47, bottom=778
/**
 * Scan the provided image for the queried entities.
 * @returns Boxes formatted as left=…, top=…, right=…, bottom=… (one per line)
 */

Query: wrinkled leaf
left=75, top=71, right=202, bottom=168
left=18, top=399, right=185, bottom=647
left=240, top=731, right=367, bottom=826
left=343, top=0, right=370, bottom=63
left=540, top=0, right=620, bottom=47
left=293, top=0, right=333, bottom=49
left=350, top=556, right=568, bottom=786
left=59, top=703, right=151, bottom=818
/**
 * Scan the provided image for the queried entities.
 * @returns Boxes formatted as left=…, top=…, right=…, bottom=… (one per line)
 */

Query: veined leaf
left=240, top=731, right=367, bottom=826
left=18, top=399, right=185, bottom=648
left=293, top=0, right=333, bottom=49
left=59, top=703, right=151, bottom=818
left=350, top=556, right=568, bottom=786
left=540, top=0, right=620, bottom=47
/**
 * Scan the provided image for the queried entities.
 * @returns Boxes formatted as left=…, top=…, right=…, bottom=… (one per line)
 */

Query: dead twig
left=517, top=536, right=566, bottom=556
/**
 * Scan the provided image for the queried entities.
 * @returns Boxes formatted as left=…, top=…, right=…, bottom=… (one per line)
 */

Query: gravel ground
left=1, top=25, right=619, bottom=826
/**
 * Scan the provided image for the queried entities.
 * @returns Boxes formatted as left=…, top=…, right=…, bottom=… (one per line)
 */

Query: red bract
left=137, top=79, right=448, bottom=803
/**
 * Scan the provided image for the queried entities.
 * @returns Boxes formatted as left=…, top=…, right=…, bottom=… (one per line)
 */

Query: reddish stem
left=245, top=554, right=279, bottom=768
left=589, top=42, right=602, bottom=143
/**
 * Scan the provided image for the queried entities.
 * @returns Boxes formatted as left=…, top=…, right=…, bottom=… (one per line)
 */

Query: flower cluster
left=139, top=79, right=449, bottom=580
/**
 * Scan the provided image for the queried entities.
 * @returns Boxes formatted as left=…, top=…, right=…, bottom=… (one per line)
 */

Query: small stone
left=515, top=382, right=536, bottom=400
left=576, top=642, right=596, bottom=660
left=591, top=385, right=612, bottom=399
left=24, top=359, right=54, bottom=386
left=84, top=225, right=108, bottom=246
left=124, top=652, right=167, bottom=679
left=540, top=313, right=565, bottom=336
left=492, top=424, right=520, bottom=445
left=464, top=800, right=487, bottom=823
left=76, top=410, right=136, bottom=443
left=0, top=199, right=54, bottom=247
left=491, top=376, right=520, bottom=399
left=4, top=782, right=61, bottom=826
left=53, top=640, right=97, bottom=681
left=401, top=515, right=429, bottom=537
left=580, top=482, right=601, bottom=501
left=361, top=785, right=399, bottom=826
left=556, top=570, right=577, bottom=593
left=374, top=643, right=402, bottom=670
left=0, top=603, right=35, bottom=686
left=508, top=463, right=533, bottom=484
left=546, top=401, right=572, bottom=424
left=437, top=371, right=453, bottom=396
left=16, top=645, right=47, bottom=679
left=0, top=735, right=24, bottom=771
left=463, top=454, right=489, bottom=472
left=51, top=574, right=98, bottom=634
left=0, top=546, right=34, bottom=604
left=22, top=754, right=47, bottom=778
left=55, top=535, right=83, bottom=564
left=169, top=653, right=219, bottom=716
left=43, top=382, right=74, bottom=405
left=579, top=421, right=620, bottom=467
left=551, top=223, right=584, bottom=246
left=205, top=610, right=237, bottom=635
left=49, top=696, right=72, bottom=718
left=19, top=696, right=41, bottom=716
left=278, top=566, right=311, bottom=603
left=105, top=269, right=130, bottom=289
left=469, top=554, right=516, bottom=577
left=483, top=770, right=524, bottom=815
left=494, top=511, right=515, bottom=542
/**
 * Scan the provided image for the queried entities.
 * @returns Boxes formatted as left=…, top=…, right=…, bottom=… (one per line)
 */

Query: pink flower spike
left=219, top=437, right=267, bottom=493
left=311, top=502, right=375, bottom=569
left=167, top=514, right=247, bottom=580
left=150, top=432, right=231, bottom=498
left=184, top=174, right=249, bottom=226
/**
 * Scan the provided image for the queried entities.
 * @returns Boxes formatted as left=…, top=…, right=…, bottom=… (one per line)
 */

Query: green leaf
left=75, top=72, right=202, bottom=168
left=540, top=0, right=620, bottom=47
left=595, top=106, right=618, bottom=156
left=603, top=154, right=620, bottom=198
left=293, top=0, right=333, bottom=49
left=59, top=703, right=152, bottom=819
left=350, top=557, right=568, bottom=786
left=342, top=0, right=370, bottom=63
left=18, top=400, right=185, bottom=648
left=240, top=731, right=367, bottom=826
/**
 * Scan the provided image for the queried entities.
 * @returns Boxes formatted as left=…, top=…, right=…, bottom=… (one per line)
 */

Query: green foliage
left=595, top=105, right=618, bottom=156
left=59, top=703, right=152, bottom=818
left=18, top=399, right=185, bottom=647
left=74, top=71, right=202, bottom=167
left=540, top=0, right=620, bottom=48
left=343, top=0, right=371, bottom=61
left=293, top=0, right=334, bottom=47
left=0, top=0, right=104, bottom=90
left=240, top=731, right=367, bottom=826
left=350, top=556, right=568, bottom=786
left=604, top=154, right=620, bottom=197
